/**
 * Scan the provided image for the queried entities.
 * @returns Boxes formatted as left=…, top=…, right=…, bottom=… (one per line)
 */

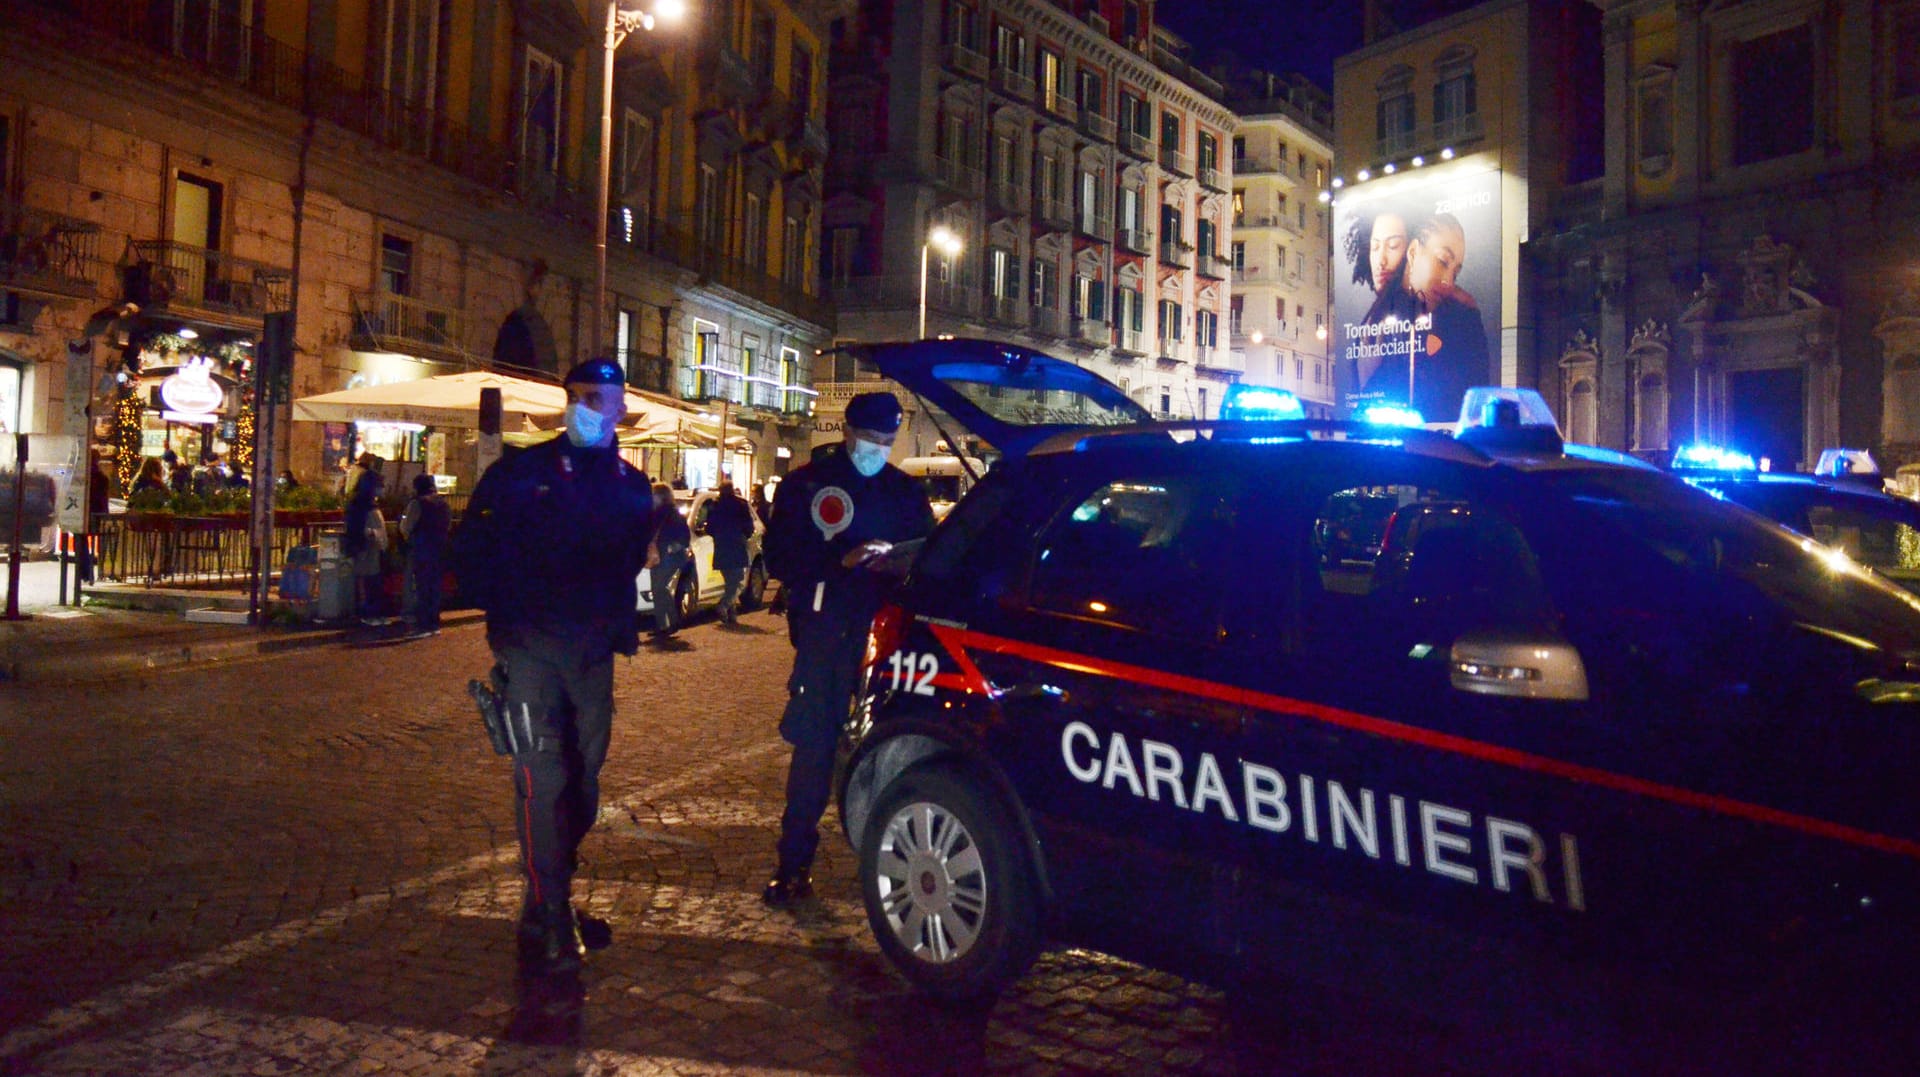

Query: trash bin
left=315, top=527, right=354, bottom=621
left=280, top=544, right=319, bottom=608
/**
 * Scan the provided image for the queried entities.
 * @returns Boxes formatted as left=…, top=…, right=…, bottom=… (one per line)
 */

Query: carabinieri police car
left=833, top=340, right=1920, bottom=1070
left=1674, top=444, right=1920, bottom=596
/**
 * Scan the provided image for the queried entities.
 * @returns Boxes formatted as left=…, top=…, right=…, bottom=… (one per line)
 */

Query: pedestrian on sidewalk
left=647, top=482, right=690, bottom=642
left=344, top=469, right=388, bottom=623
left=760, top=392, right=933, bottom=905
left=400, top=473, right=451, bottom=634
left=452, top=357, right=656, bottom=974
left=707, top=480, right=753, bottom=625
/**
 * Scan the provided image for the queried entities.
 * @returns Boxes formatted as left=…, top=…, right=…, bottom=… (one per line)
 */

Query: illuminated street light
left=593, top=1, right=681, bottom=362
left=1357, top=168, right=1371, bottom=181
left=1441, top=147, right=1455, bottom=160
left=919, top=225, right=963, bottom=339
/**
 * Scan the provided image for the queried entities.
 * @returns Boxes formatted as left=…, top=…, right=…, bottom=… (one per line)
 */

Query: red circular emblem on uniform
left=811, top=485, right=854, bottom=539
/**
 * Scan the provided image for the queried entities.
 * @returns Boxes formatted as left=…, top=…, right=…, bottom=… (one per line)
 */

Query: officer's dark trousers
left=496, top=628, right=615, bottom=911
left=775, top=619, right=866, bottom=874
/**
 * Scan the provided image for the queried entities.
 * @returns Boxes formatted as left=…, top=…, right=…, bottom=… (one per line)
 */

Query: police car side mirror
left=1449, top=631, right=1590, bottom=702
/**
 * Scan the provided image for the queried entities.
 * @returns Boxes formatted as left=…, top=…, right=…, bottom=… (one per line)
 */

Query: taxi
left=635, top=488, right=768, bottom=621
left=833, top=340, right=1920, bottom=1069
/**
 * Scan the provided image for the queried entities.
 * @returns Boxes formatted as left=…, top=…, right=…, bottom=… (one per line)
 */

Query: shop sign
left=159, top=359, right=226, bottom=424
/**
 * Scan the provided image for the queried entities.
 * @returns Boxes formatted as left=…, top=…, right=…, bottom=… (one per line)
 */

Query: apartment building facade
left=0, top=0, right=833, bottom=494
left=1529, top=0, right=1920, bottom=472
left=1220, top=70, right=1336, bottom=417
left=821, top=0, right=1239, bottom=443
left=1331, top=0, right=1601, bottom=422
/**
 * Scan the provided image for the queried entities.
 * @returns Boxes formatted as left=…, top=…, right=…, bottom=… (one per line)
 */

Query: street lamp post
left=592, top=0, right=683, bottom=362
left=918, top=225, right=963, bottom=340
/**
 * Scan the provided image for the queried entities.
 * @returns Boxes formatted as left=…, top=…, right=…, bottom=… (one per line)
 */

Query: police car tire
left=675, top=570, right=698, bottom=624
left=740, top=559, right=768, bottom=612
left=859, top=765, right=1041, bottom=1007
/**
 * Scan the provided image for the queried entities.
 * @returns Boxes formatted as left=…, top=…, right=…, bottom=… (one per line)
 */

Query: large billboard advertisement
left=1333, top=167, right=1502, bottom=423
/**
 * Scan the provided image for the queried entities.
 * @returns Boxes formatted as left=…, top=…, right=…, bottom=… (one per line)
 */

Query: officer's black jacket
left=766, top=442, right=933, bottom=638
left=454, top=438, right=656, bottom=653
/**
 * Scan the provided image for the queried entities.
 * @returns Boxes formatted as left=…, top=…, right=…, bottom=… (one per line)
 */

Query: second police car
left=830, top=340, right=1920, bottom=1070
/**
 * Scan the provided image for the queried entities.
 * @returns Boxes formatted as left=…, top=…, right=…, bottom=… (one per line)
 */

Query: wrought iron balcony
left=990, top=65, right=1034, bottom=100
left=1159, top=147, right=1193, bottom=177
left=1072, top=315, right=1111, bottom=346
left=1232, top=154, right=1283, bottom=175
left=1029, top=306, right=1067, bottom=337
left=1037, top=197, right=1074, bottom=231
left=1042, top=93, right=1079, bottom=124
left=1118, top=227, right=1153, bottom=255
left=988, top=179, right=1030, bottom=215
left=1196, top=254, right=1228, bottom=280
left=1117, top=129, right=1153, bottom=160
left=1076, top=213, right=1113, bottom=242
left=125, top=240, right=290, bottom=326
left=1374, top=113, right=1484, bottom=162
left=0, top=204, right=100, bottom=301
left=702, top=42, right=757, bottom=106
left=1159, top=239, right=1193, bottom=269
left=933, top=155, right=985, bottom=197
left=349, top=290, right=465, bottom=360
left=1079, top=110, right=1115, bottom=142
left=1115, top=328, right=1146, bottom=355
left=1197, top=164, right=1225, bottom=191
left=946, top=42, right=988, bottom=78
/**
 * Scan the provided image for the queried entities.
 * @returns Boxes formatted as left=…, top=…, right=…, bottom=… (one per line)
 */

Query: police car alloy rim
left=874, top=800, right=987, bottom=963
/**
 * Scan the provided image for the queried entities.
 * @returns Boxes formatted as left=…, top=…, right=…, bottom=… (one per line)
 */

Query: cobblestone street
left=1, top=611, right=1471, bottom=1076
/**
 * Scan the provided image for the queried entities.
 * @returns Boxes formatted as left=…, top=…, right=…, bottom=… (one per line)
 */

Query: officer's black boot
left=761, top=862, right=813, bottom=906
left=518, top=902, right=583, bottom=973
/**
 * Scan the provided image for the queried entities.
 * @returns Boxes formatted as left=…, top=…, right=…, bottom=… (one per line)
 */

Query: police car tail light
left=866, top=603, right=909, bottom=672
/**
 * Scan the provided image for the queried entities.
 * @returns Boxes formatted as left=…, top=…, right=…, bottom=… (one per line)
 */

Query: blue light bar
left=1357, top=403, right=1426, bottom=428
left=1221, top=384, right=1306, bottom=422
left=1672, top=444, right=1757, bottom=472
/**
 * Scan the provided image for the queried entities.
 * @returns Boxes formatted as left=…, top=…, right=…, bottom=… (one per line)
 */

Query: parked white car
left=635, top=489, right=769, bottom=622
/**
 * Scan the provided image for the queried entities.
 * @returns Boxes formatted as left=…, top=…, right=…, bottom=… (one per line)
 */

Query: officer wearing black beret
left=762, top=391, right=935, bottom=903
left=453, top=357, right=657, bottom=970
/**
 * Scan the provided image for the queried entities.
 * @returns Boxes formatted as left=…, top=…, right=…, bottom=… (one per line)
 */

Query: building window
left=619, top=109, right=654, bottom=239
left=791, top=42, right=814, bottom=112
left=1732, top=25, right=1814, bottom=165
left=1231, top=134, right=1246, bottom=163
left=1229, top=295, right=1244, bottom=334
left=751, top=9, right=775, bottom=85
left=379, top=233, right=413, bottom=295
left=829, top=226, right=858, bottom=284
left=994, top=22, right=1025, bottom=73
left=1634, top=374, right=1669, bottom=451
left=1120, top=91, right=1149, bottom=139
left=696, top=164, right=722, bottom=256
left=1196, top=309, right=1218, bottom=348
left=1072, top=273, right=1104, bottom=319
left=1076, top=69, right=1104, bottom=116
left=522, top=47, right=562, bottom=174
left=1375, top=64, right=1415, bottom=157
left=988, top=247, right=1021, bottom=299
left=1432, top=46, right=1478, bottom=141
left=377, top=0, right=447, bottom=115
left=1897, top=9, right=1920, bottom=103
left=1231, top=241, right=1246, bottom=270
left=615, top=308, right=633, bottom=377
left=946, top=2, right=978, bottom=48
left=1232, top=189, right=1244, bottom=223
left=780, top=347, right=803, bottom=412
left=783, top=214, right=804, bottom=286
left=1114, top=285, right=1144, bottom=332
left=743, top=193, right=764, bottom=268
left=1635, top=65, right=1674, bottom=175
left=1157, top=299, right=1182, bottom=342
left=1297, top=203, right=1306, bottom=230
left=1038, top=49, right=1066, bottom=111
left=1198, top=132, right=1218, bottom=173
left=1032, top=259, right=1059, bottom=310
left=1197, top=219, right=1216, bottom=261
left=1159, top=110, right=1180, bottom=153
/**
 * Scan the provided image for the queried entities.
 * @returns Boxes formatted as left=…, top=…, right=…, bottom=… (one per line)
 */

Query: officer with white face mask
left=761, top=391, right=934, bottom=904
left=453, top=357, right=657, bottom=971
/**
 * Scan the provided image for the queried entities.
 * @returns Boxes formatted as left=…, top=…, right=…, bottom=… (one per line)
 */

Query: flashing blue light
left=1221, top=384, right=1306, bottom=422
left=1357, top=403, right=1426, bottom=428
left=1672, top=444, right=1757, bottom=472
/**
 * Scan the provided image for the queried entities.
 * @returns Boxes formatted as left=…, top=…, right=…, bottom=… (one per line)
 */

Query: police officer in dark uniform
left=454, top=357, right=656, bottom=970
left=762, top=392, right=934, bottom=904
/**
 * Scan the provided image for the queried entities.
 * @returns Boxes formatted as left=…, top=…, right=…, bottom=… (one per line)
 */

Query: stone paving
left=0, top=611, right=1482, bottom=1076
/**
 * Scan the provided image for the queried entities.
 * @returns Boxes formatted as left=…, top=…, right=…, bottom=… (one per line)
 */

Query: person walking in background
left=452, top=357, right=656, bottom=974
left=344, top=469, right=389, bottom=623
left=400, top=473, right=451, bottom=635
left=707, top=480, right=754, bottom=625
left=760, top=392, right=934, bottom=905
left=647, top=482, right=691, bottom=643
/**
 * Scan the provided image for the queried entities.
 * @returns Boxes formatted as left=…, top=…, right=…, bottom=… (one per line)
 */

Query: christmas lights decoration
left=113, top=388, right=144, bottom=491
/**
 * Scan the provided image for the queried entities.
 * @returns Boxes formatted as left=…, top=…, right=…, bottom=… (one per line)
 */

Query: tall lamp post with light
left=593, top=0, right=684, bottom=363
left=918, top=225, right=963, bottom=340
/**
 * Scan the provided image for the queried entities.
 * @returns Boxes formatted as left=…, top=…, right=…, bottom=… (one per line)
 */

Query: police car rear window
left=935, top=364, right=1146, bottom=430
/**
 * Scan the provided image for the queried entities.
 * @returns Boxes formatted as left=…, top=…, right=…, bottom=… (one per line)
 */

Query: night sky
left=1157, top=0, right=1486, bottom=91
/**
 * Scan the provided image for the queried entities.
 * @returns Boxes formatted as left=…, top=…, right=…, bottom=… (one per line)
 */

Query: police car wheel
left=860, top=766, right=1040, bottom=1006
left=740, top=559, right=768, bottom=612
left=675, top=571, right=698, bottom=623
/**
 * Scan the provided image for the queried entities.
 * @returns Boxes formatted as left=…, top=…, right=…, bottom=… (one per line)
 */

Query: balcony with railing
left=1230, top=264, right=1269, bottom=285
left=1158, top=239, right=1193, bottom=269
left=1079, top=110, right=1116, bottom=142
left=785, top=105, right=829, bottom=162
left=1197, top=164, right=1224, bottom=191
left=1117, top=129, right=1153, bottom=160
left=946, top=41, right=988, bottom=78
left=1036, top=196, right=1074, bottom=231
left=988, top=179, right=1030, bottom=215
left=647, top=215, right=832, bottom=327
left=928, top=277, right=982, bottom=317
left=1072, top=315, right=1111, bottom=347
left=125, top=240, right=291, bottom=326
left=1374, top=113, right=1483, bottom=162
left=1029, top=305, right=1067, bottom=338
left=1159, top=146, right=1193, bottom=177
left=1195, top=253, right=1228, bottom=280
left=990, top=65, right=1034, bottom=100
left=349, top=291, right=465, bottom=360
left=1076, top=213, right=1113, bottom=242
left=1232, top=154, right=1283, bottom=175
left=1115, top=327, right=1146, bottom=355
left=1041, top=92, right=1079, bottom=124
left=1118, top=226, right=1153, bottom=255
left=933, top=154, right=985, bottom=197
left=701, top=41, right=757, bottom=106
left=987, top=294, right=1025, bottom=325
left=0, top=203, right=101, bottom=301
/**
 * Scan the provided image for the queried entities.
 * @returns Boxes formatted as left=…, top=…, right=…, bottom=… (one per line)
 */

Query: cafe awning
left=291, top=370, right=693, bottom=436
